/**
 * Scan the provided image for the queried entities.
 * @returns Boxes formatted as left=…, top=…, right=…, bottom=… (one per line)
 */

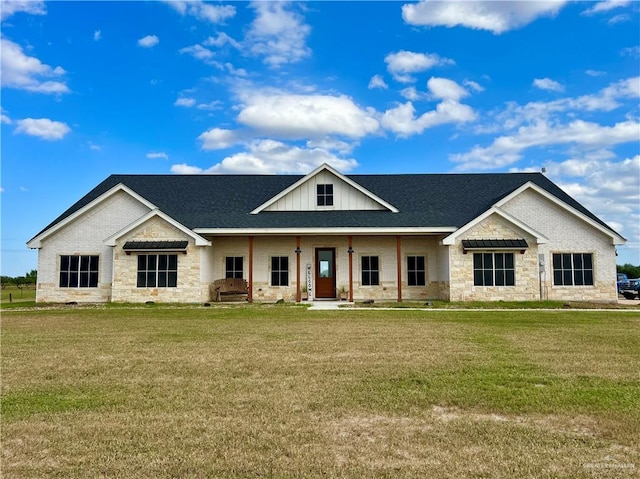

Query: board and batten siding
left=264, top=171, right=386, bottom=211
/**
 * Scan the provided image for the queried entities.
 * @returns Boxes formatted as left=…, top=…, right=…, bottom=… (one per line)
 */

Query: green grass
left=0, top=285, right=36, bottom=308
left=2, top=306, right=639, bottom=478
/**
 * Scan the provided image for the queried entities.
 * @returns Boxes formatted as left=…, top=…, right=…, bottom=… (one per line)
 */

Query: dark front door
left=315, top=248, right=336, bottom=299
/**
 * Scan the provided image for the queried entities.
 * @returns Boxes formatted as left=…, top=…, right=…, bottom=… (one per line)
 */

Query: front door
left=315, top=248, right=336, bottom=299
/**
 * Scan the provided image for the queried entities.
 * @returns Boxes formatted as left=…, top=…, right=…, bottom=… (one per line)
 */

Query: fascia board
left=250, top=163, right=399, bottom=214
left=104, top=210, right=211, bottom=246
left=193, top=226, right=456, bottom=236
left=27, top=184, right=156, bottom=249
left=442, top=207, right=548, bottom=246
left=496, top=181, right=627, bottom=244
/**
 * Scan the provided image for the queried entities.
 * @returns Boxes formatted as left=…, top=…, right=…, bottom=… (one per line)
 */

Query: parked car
left=617, top=273, right=629, bottom=294
left=620, top=277, right=640, bottom=300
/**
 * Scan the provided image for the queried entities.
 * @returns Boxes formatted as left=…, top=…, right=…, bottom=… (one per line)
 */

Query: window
left=271, top=256, right=289, bottom=286
left=60, top=255, right=99, bottom=288
left=473, top=253, right=515, bottom=286
left=317, top=184, right=333, bottom=206
left=137, top=254, right=177, bottom=288
left=407, top=256, right=426, bottom=286
left=361, top=256, right=379, bottom=286
left=225, top=256, right=243, bottom=279
left=553, top=253, right=593, bottom=286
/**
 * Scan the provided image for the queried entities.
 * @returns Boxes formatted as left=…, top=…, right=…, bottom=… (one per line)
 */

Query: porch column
left=348, top=236, right=354, bottom=302
left=295, top=236, right=301, bottom=302
left=396, top=236, right=402, bottom=302
left=248, top=236, right=254, bottom=303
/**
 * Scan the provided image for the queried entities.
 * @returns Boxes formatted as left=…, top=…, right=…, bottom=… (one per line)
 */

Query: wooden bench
left=211, top=278, right=248, bottom=302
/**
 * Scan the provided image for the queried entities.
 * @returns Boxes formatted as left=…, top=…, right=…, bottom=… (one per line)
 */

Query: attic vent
left=123, top=241, right=188, bottom=254
left=462, top=239, right=528, bottom=254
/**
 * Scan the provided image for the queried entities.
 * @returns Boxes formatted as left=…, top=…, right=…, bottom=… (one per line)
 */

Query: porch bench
left=211, top=278, right=248, bottom=302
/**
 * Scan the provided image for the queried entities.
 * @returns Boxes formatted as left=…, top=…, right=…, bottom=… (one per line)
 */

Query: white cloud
left=381, top=100, right=476, bottom=137
left=236, top=93, right=380, bottom=139
left=427, top=77, right=469, bottom=101
left=147, top=152, right=168, bottom=160
left=463, top=79, right=484, bottom=92
left=88, top=141, right=102, bottom=151
left=368, top=74, right=388, bottom=90
left=1, top=113, right=11, bottom=124
left=138, top=35, right=159, bottom=48
left=533, top=77, right=565, bottom=92
left=402, top=0, right=567, bottom=34
left=14, top=118, right=71, bottom=140
left=0, top=0, right=46, bottom=20
left=198, top=128, right=241, bottom=150
left=246, top=1, right=311, bottom=67
left=164, top=1, right=235, bottom=23
left=385, top=50, right=454, bottom=83
left=608, top=13, right=631, bottom=24
left=0, top=39, right=69, bottom=94
left=179, top=44, right=214, bottom=61
left=170, top=163, right=205, bottom=174
left=400, top=86, right=426, bottom=101
left=452, top=119, right=640, bottom=170
left=174, top=97, right=197, bottom=107
left=174, top=139, right=358, bottom=175
left=94, top=30, right=102, bottom=41
left=203, top=33, right=241, bottom=49
left=582, top=0, right=631, bottom=15
left=622, top=46, right=640, bottom=58
left=586, top=69, right=606, bottom=77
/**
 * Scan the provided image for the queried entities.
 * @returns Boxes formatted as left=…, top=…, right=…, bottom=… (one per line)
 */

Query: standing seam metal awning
left=122, top=240, right=188, bottom=254
left=462, top=239, right=528, bottom=253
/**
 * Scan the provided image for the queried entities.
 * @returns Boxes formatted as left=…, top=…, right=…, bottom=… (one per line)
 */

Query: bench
left=211, top=278, right=248, bottom=302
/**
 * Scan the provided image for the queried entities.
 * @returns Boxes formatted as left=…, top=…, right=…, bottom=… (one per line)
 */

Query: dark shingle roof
left=32, top=172, right=618, bottom=238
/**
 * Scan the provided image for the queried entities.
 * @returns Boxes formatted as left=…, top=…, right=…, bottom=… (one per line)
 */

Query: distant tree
left=617, top=263, right=640, bottom=279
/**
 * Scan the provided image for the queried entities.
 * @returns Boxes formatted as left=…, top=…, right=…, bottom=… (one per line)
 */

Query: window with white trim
left=552, top=253, right=593, bottom=286
left=361, top=256, right=379, bottom=286
left=137, top=254, right=178, bottom=287
left=225, top=256, right=243, bottom=279
left=473, top=253, right=515, bottom=286
left=271, top=256, right=289, bottom=286
left=407, top=256, right=426, bottom=286
left=60, top=255, right=99, bottom=288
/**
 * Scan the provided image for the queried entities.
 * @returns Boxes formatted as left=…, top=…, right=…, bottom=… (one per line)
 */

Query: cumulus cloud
left=385, top=50, right=454, bottom=83
left=173, top=139, right=358, bottom=175
left=138, top=35, right=159, bottom=48
left=179, top=44, right=214, bottom=61
left=246, top=2, right=311, bottom=67
left=163, top=1, right=235, bottom=23
left=533, top=77, right=565, bottom=92
left=14, top=118, right=71, bottom=140
left=381, top=100, right=476, bottom=137
left=0, top=0, right=45, bottom=20
left=203, top=32, right=241, bottom=49
left=402, top=0, right=567, bottom=34
left=427, top=77, right=469, bottom=101
left=236, top=93, right=380, bottom=139
left=368, top=74, right=388, bottom=90
left=174, top=97, right=197, bottom=107
left=1, top=39, right=69, bottom=94
left=198, top=128, right=241, bottom=150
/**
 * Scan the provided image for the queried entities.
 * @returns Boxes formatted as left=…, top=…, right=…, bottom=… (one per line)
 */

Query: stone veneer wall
left=111, top=216, right=203, bottom=303
left=448, top=214, right=540, bottom=302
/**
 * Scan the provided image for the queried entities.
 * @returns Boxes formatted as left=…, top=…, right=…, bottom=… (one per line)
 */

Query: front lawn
left=2, top=306, right=639, bottom=478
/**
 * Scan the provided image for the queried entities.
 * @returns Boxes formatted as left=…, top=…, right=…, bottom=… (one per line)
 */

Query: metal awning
left=462, top=239, right=528, bottom=253
left=122, top=240, right=188, bottom=254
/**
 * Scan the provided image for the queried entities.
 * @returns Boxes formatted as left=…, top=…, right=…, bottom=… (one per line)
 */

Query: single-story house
left=27, top=164, right=626, bottom=303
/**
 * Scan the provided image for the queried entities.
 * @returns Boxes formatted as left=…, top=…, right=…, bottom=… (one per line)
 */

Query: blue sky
left=1, top=0, right=639, bottom=277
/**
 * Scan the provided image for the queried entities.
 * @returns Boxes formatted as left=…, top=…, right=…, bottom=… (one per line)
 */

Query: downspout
left=396, top=236, right=402, bottom=302
left=248, top=236, right=254, bottom=303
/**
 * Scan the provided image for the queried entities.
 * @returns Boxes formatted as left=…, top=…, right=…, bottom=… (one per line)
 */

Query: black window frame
left=317, top=184, right=334, bottom=206
left=225, top=256, right=244, bottom=279
left=361, top=255, right=380, bottom=286
left=473, top=252, right=515, bottom=287
left=552, top=253, right=594, bottom=286
left=407, top=255, right=426, bottom=286
left=136, top=254, right=178, bottom=288
left=59, top=255, right=99, bottom=288
left=270, top=256, right=289, bottom=286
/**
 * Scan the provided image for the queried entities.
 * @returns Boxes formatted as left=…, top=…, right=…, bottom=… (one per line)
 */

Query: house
left=27, top=164, right=625, bottom=303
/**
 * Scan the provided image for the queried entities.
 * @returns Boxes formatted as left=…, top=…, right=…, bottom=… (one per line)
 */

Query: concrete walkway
left=306, top=301, right=352, bottom=310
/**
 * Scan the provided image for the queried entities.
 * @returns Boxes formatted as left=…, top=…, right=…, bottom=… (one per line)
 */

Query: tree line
left=1, top=270, right=37, bottom=289
left=617, top=263, right=640, bottom=279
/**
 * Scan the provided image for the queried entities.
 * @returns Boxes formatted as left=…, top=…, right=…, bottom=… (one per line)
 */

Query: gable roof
left=29, top=171, right=623, bottom=241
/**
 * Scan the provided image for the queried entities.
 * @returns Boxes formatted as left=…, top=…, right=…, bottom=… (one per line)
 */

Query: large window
left=407, top=256, right=426, bottom=286
left=317, top=184, right=333, bottom=206
left=361, top=256, right=379, bottom=286
left=271, top=256, right=289, bottom=286
left=137, top=254, right=178, bottom=288
left=60, top=255, right=99, bottom=288
left=553, top=253, right=593, bottom=286
left=225, top=256, right=243, bottom=279
left=473, top=253, right=515, bottom=286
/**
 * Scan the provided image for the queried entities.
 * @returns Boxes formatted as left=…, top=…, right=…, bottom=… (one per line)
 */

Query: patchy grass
left=0, top=285, right=36, bottom=308
left=348, top=299, right=639, bottom=309
left=2, top=307, right=639, bottom=478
